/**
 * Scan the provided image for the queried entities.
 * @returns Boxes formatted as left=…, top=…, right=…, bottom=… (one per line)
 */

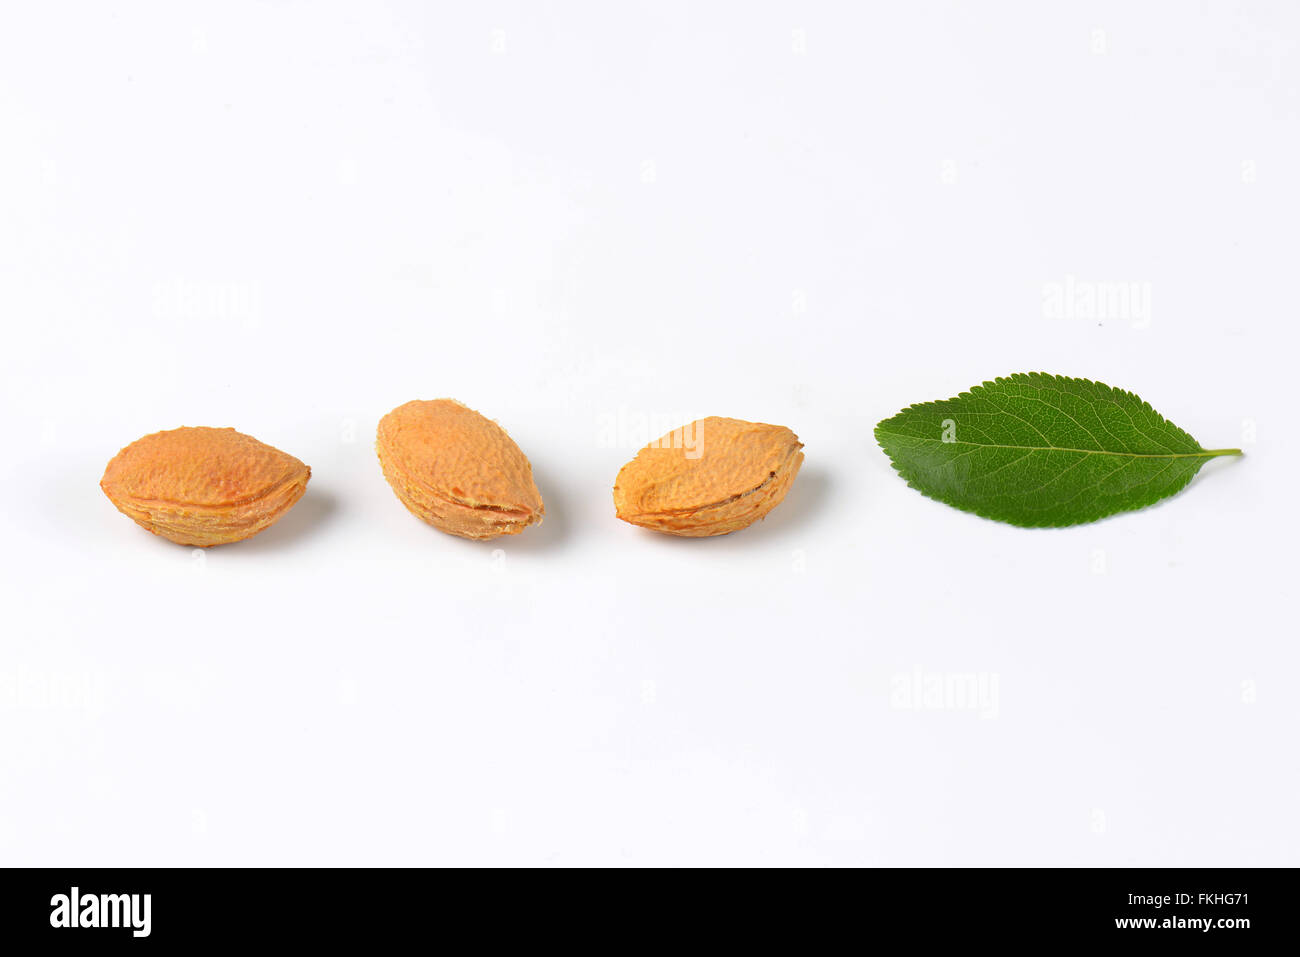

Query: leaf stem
left=1202, top=448, right=1243, bottom=457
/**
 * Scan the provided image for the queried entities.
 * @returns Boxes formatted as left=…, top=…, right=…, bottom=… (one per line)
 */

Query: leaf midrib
left=878, top=434, right=1239, bottom=460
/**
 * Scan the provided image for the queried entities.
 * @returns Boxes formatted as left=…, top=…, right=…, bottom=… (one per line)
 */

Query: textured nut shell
left=613, top=417, right=804, bottom=537
left=101, top=427, right=311, bottom=546
left=376, top=399, right=544, bottom=540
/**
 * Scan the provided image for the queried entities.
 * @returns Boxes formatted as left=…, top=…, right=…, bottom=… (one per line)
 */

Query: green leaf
left=874, top=373, right=1241, bottom=527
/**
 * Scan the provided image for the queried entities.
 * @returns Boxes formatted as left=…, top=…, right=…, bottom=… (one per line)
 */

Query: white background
left=1, top=2, right=1296, bottom=866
